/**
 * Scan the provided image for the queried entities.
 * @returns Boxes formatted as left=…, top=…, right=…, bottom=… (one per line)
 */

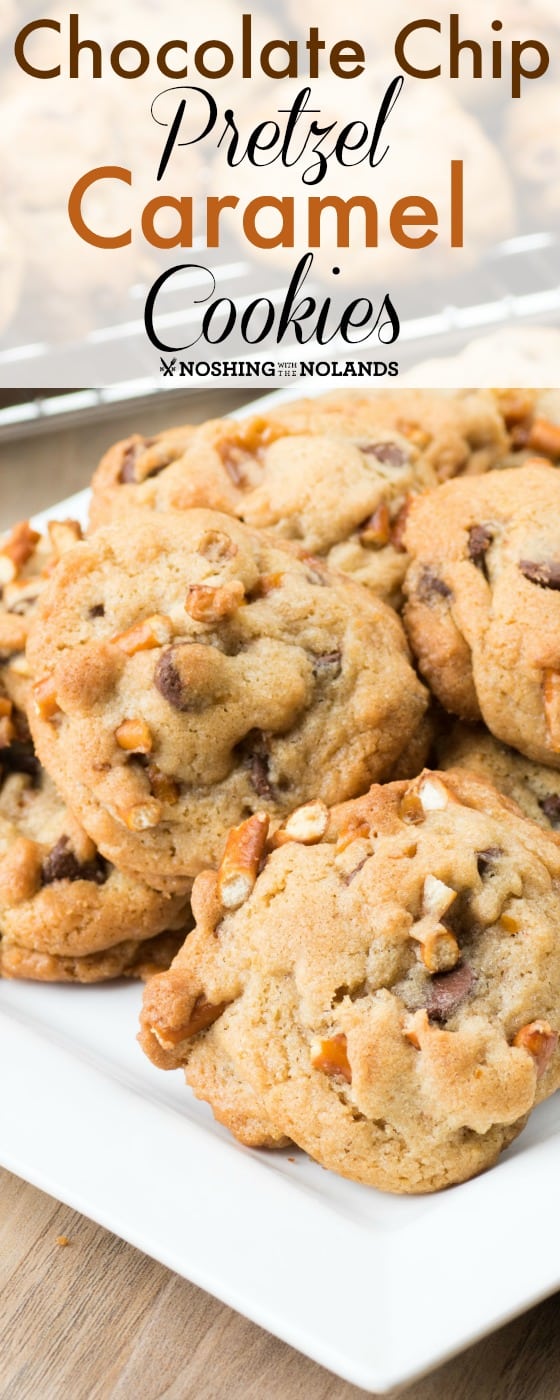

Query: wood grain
left=1, top=391, right=560, bottom=1399
left=2, top=1166, right=560, bottom=1400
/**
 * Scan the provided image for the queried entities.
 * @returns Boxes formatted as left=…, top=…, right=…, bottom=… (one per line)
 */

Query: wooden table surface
left=1, top=388, right=560, bottom=1400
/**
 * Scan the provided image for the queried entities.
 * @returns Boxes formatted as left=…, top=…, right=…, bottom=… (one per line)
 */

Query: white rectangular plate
left=2, top=395, right=560, bottom=1393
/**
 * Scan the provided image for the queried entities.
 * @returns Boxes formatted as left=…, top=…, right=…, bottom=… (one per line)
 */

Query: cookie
left=140, top=769, right=560, bottom=1193
left=27, top=509, right=428, bottom=893
left=496, top=388, right=560, bottom=465
left=0, top=518, right=83, bottom=712
left=90, top=413, right=436, bottom=607
left=0, top=729, right=191, bottom=978
left=89, top=424, right=197, bottom=530
left=0, top=929, right=184, bottom=985
left=403, top=462, right=560, bottom=765
left=89, top=391, right=509, bottom=609
left=436, top=720, right=560, bottom=833
left=268, top=389, right=510, bottom=480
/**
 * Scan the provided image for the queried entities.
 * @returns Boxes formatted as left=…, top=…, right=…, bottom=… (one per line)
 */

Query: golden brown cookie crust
left=87, top=393, right=512, bottom=609
left=0, top=928, right=184, bottom=984
left=436, top=719, right=560, bottom=833
left=140, top=770, right=560, bottom=1193
left=403, top=462, right=560, bottom=764
left=27, top=509, right=427, bottom=893
left=0, top=733, right=191, bottom=970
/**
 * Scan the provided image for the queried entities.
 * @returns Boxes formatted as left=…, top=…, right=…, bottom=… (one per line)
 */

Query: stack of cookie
left=0, top=519, right=192, bottom=982
left=4, top=385, right=560, bottom=1194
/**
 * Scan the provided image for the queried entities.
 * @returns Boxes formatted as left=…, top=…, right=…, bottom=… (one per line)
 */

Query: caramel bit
left=359, top=503, right=391, bottom=548
left=47, top=518, right=82, bottom=558
left=272, top=800, right=328, bottom=848
left=500, top=911, right=520, bottom=933
left=218, top=416, right=286, bottom=486
left=153, top=995, right=228, bottom=1049
left=113, top=614, right=174, bottom=655
left=121, top=798, right=163, bottom=831
left=399, top=789, right=424, bottom=824
left=397, top=419, right=430, bottom=450
left=33, top=675, right=60, bottom=721
left=55, top=1235, right=72, bottom=1248
left=185, top=580, right=245, bottom=624
left=335, top=816, right=370, bottom=853
left=403, top=1013, right=427, bottom=1049
left=0, top=521, right=40, bottom=581
left=249, top=572, right=284, bottom=599
left=115, top=718, right=153, bottom=753
left=0, top=696, right=15, bottom=748
left=513, top=1020, right=558, bottom=1078
left=217, top=811, right=269, bottom=910
left=310, top=1033, right=352, bottom=1083
left=543, top=670, right=560, bottom=752
left=147, top=763, right=180, bottom=805
left=520, top=418, right=560, bottom=460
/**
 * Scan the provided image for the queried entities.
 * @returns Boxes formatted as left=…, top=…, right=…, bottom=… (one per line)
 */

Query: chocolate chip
left=236, top=729, right=275, bottom=800
left=476, top=846, right=502, bottom=877
left=468, top=525, right=493, bottom=573
left=1, top=741, right=40, bottom=782
left=417, top=569, right=452, bottom=603
left=89, top=604, right=105, bottom=618
left=539, top=794, right=560, bottom=829
left=518, top=560, right=560, bottom=590
left=154, top=649, right=190, bottom=711
left=41, top=836, right=109, bottom=885
left=425, top=962, right=474, bottom=1022
left=360, top=442, right=408, bottom=467
left=312, top=650, right=342, bottom=679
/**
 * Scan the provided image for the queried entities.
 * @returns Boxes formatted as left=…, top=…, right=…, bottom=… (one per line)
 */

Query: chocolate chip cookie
left=403, top=462, right=560, bottom=765
left=27, top=509, right=428, bottom=894
left=0, top=518, right=83, bottom=712
left=89, top=423, right=196, bottom=530
left=89, top=392, right=510, bottom=608
left=268, top=389, right=510, bottom=481
left=0, top=727, right=191, bottom=981
left=90, top=411, right=439, bottom=607
left=436, top=720, right=560, bottom=833
left=140, top=769, right=560, bottom=1193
